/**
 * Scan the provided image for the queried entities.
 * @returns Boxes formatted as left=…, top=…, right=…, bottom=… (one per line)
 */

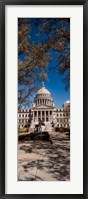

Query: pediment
left=33, top=105, right=54, bottom=109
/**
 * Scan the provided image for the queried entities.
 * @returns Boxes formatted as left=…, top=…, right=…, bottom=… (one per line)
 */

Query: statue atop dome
left=42, top=82, right=45, bottom=87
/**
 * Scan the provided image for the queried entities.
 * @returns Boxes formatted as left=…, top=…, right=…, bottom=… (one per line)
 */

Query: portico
left=32, top=109, right=53, bottom=123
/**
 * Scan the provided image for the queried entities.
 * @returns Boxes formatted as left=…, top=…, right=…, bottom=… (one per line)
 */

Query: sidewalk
left=18, top=131, right=70, bottom=181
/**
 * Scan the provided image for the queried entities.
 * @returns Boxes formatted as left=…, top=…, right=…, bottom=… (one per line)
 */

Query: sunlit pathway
left=18, top=131, right=70, bottom=181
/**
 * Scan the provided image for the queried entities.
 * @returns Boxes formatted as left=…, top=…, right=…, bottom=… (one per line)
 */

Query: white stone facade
left=18, top=83, right=70, bottom=130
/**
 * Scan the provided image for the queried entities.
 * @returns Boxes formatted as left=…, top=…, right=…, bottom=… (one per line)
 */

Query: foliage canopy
left=18, top=18, right=70, bottom=107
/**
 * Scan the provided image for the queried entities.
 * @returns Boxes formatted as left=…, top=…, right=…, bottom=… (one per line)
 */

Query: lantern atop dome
left=42, top=82, right=45, bottom=87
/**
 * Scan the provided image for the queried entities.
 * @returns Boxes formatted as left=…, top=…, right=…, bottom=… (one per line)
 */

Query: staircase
left=45, top=122, right=54, bottom=132
left=30, top=121, right=54, bottom=132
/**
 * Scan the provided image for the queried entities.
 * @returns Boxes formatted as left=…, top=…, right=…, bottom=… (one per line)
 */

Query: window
left=22, top=114, right=24, bottom=117
left=66, top=113, right=68, bottom=117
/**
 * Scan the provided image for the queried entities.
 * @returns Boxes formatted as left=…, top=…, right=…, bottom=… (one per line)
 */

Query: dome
left=37, top=82, right=50, bottom=95
left=37, top=87, right=50, bottom=95
left=33, top=82, right=55, bottom=108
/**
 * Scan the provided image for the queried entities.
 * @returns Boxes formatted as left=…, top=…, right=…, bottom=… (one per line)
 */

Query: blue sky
left=19, top=18, right=70, bottom=108
left=31, top=19, right=70, bottom=107
left=36, top=63, right=70, bottom=108
left=36, top=77, right=70, bottom=108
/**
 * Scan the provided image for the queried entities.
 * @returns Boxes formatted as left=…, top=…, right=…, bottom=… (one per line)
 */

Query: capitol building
left=18, top=83, right=70, bottom=131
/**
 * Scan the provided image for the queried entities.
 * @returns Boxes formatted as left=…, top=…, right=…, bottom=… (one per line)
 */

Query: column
left=39, top=99, right=40, bottom=105
left=37, top=100, right=38, bottom=106
left=34, top=111, right=35, bottom=122
left=50, top=100, right=51, bottom=106
left=47, top=99, right=49, bottom=105
left=37, top=111, right=38, bottom=122
left=44, top=111, right=46, bottom=122
left=45, top=99, right=46, bottom=105
left=48, top=111, right=50, bottom=122
left=41, top=111, right=42, bottom=120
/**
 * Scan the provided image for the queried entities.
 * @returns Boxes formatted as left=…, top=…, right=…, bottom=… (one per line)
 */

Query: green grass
left=18, top=128, right=27, bottom=134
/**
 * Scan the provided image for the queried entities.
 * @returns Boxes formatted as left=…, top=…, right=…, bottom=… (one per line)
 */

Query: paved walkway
left=18, top=131, right=70, bottom=181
